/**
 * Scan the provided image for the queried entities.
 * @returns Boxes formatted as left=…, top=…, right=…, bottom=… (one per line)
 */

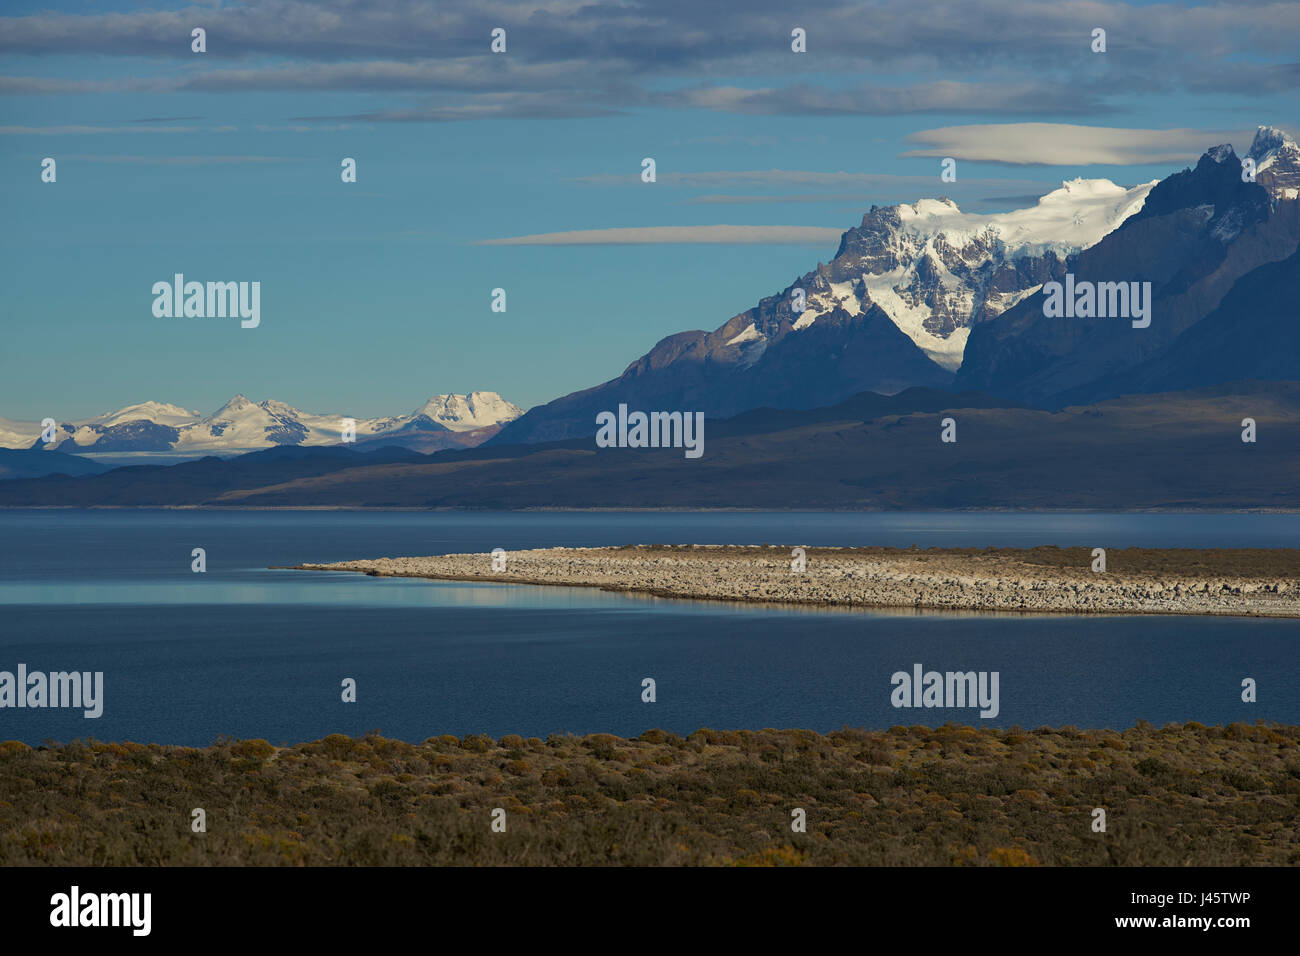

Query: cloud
left=476, top=225, right=845, bottom=245
left=63, top=155, right=300, bottom=165
left=572, top=169, right=1038, bottom=189
left=665, top=81, right=1109, bottom=117
left=901, top=124, right=1263, bottom=165
left=0, top=76, right=134, bottom=94
left=689, top=194, right=889, bottom=205
left=171, top=57, right=620, bottom=94
left=0, top=125, right=226, bottom=135
left=302, top=91, right=621, bottom=123
left=1, top=0, right=1296, bottom=119
left=253, top=123, right=355, bottom=132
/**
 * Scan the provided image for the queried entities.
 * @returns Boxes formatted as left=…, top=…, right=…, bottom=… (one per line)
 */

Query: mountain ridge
left=1, top=382, right=1292, bottom=510
left=0, top=390, right=524, bottom=457
left=494, top=125, right=1299, bottom=444
left=955, top=128, right=1300, bottom=406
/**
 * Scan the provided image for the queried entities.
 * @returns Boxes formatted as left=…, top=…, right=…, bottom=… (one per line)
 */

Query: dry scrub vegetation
left=1, top=722, right=1296, bottom=866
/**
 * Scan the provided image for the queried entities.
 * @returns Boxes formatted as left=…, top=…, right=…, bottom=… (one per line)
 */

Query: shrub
left=989, top=846, right=1037, bottom=867
left=320, top=734, right=354, bottom=758
left=1135, top=757, right=1171, bottom=776
left=732, top=845, right=808, bottom=867
left=231, top=739, right=276, bottom=760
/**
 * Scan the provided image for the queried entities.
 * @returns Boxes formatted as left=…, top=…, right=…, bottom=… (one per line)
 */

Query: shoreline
left=290, top=544, right=1300, bottom=618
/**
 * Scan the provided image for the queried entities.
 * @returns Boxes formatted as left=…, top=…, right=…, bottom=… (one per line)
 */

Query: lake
left=0, top=509, right=1295, bottom=745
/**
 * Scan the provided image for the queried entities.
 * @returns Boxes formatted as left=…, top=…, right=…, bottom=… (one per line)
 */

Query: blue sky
left=1, top=0, right=1296, bottom=420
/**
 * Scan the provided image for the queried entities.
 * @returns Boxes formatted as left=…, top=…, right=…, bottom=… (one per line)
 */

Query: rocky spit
left=293, top=545, right=1300, bottom=618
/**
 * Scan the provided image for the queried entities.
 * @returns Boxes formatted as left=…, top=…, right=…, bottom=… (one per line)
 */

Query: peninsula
left=291, top=545, right=1300, bottom=617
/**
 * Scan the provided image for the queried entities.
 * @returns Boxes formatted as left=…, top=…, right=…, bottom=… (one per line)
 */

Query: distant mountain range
left=1, top=381, right=1294, bottom=509
left=493, top=125, right=1300, bottom=444
left=0, top=391, right=524, bottom=460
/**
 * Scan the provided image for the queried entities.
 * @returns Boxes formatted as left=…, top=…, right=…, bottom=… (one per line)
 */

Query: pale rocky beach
left=293, top=545, right=1300, bottom=617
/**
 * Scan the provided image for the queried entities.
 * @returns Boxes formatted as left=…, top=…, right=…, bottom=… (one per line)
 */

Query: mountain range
left=955, top=129, right=1300, bottom=406
left=1, top=125, right=1295, bottom=507
left=1, top=382, right=1293, bottom=509
left=493, top=125, right=1299, bottom=444
left=0, top=391, right=524, bottom=459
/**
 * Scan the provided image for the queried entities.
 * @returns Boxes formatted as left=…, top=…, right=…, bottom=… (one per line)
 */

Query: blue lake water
left=0, top=510, right=1296, bottom=744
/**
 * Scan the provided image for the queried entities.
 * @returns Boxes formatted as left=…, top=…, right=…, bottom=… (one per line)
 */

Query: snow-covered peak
left=410, top=391, right=524, bottom=432
left=211, top=394, right=254, bottom=417
left=1244, top=125, right=1300, bottom=202
left=897, top=197, right=961, bottom=220
left=1248, top=125, right=1297, bottom=170
left=880, top=177, right=1156, bottom=261
left=259, top=398, right=305, bottom=419
left=788, top=177, right=1157, bottom=372
left=2, top=390, right=526, bottom=454
left=91, top=401, right=200, bottom=427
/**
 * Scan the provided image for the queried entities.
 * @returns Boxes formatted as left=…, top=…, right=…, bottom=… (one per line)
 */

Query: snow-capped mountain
left=786, top=177, right=1155, bottom=370
left=407, top=392, right=526, bottom=432
left=495, top=125, right=1297, bottom=445
left=493, top=177, right=1156, bottom=443
left=1248, top=125, right=1300, bottom=203
left=86, top=401, right=200, bottom=427
left=956, top=128, right=1300, bottom=406
left=1, top=392, right=524, bottom=456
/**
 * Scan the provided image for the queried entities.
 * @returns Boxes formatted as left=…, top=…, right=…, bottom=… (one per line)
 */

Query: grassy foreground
left=2, top=723, right=1296, bottom=866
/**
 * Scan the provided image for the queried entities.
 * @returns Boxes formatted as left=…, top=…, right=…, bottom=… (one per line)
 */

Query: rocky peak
left=1128, top=142, right=1271, bottom=243
left=1205, top=143, right=1236, bottom=164
left=1248, top=125, right=1300, bottom=203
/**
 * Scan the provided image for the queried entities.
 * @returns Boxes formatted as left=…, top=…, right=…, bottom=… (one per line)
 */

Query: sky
left=1, top=0, right=1296, bottom=420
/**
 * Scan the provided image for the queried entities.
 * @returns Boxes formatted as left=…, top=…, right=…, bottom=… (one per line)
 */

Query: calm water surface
left=0, top=510, right=1295, bottom=744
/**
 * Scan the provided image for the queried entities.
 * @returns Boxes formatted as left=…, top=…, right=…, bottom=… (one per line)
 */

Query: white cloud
left=254, top=124, right=355, bottom=133
left=0, top=125, right=236, bottom=135
left=689, top=194, right=887, bottom=205
left=902, top=124, right=1262, bottom=165
left=65, top=154, right=300, bottom=165
left=572, top=169, right=1037, bottom=189
left=0, top=125, right=198, bottom=135
left=476, top=225, right=845, bottom=245
left=667, top=81, right=1103, bottom=116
